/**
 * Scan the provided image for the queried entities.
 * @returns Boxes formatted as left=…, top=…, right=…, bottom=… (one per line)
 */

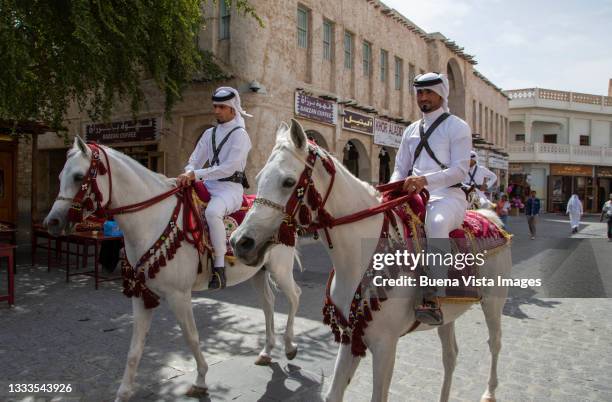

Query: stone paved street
left=1, top=214, right=611, bottom=402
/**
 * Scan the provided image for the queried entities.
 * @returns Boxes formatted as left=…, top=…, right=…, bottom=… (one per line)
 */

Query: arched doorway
left=305, top=130, right=330, bottom=151
left=342, top=139, right=370, bottom=180
left=378, top=146, right=393, bottom=184
left=446, top=58, right=465, bottom=119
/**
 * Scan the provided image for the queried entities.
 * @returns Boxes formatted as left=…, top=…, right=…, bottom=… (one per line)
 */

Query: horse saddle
left=388, top=191, right=511, bottom=301
left=192, top=182, right=255, bottom=259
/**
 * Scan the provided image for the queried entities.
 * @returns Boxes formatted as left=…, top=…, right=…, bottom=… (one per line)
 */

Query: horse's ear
left=73, top=135, right=90, bottom=157
left=276, top=121, right=290, bottom=141
left=289, top=118, right=306, bottom=150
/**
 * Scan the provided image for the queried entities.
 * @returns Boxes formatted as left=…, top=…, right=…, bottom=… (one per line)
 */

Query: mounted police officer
left=464, top=150, right=497, bottom=205
left=177, top=87, right=252, bottom=290
left=390, top=72, right=472, bottom=325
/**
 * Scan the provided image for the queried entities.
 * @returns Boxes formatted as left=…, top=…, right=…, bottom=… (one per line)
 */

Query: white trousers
left=205, top=196, right=231, bottom=267
left=424, top=193, right=467, bottom=238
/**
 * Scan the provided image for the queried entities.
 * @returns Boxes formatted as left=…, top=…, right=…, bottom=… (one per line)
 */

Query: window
left=380, top=49, right=388, bottom=82
left=344, top=31, right=353, bottom=69
left=297, top=6, right=309, bottom=48
left=543, top=134, right=557, bottom=143
left=362, top=41, right=372, bottom=76
left=515, top=134, right=525, bottom=142
left=323, top=19, right=333, bottom=60
left=408, top=63, right=416, bottom=87
left=219, top=1, right=231, bottom=40
left=580, top=135, right=590, bottom=146
left=394, top=57, right=402, bottom=90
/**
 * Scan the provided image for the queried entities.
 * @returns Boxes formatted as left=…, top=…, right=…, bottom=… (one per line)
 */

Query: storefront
left=508, top=163, right=530, bottom=204
left=596, top=166, right=612, bottom=212
left=548, top=164, right=595, bottom=213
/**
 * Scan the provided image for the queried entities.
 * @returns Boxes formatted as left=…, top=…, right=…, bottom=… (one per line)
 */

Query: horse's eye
left=74, top=173, right=84, bottom=182
left=282, top=178, right=296, bottom=188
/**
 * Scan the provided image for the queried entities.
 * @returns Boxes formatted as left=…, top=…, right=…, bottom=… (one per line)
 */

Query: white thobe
left=464, top=164, right=497, bottom=188
left=391, top=107, right=472, bottom=238
left=185, top=117, right=252, bottom=213
left=566, top=196, right=583, bottom=229
left=185, top=116, right=251, bottom=265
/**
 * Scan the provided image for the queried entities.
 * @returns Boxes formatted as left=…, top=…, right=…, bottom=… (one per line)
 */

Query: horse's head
left=43, top=136, right=110, bottom=236
left=231, top=119, right=313, bottom=266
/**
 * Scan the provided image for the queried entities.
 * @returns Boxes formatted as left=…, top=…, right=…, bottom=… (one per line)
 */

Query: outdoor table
left=65, top=231, right=123, bottom=289
left=31, top=223, right=65, bottom=272
left=0, top=243, right=16, bottom=306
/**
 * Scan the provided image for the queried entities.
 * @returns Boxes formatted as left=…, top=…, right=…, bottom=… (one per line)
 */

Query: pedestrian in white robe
left=566, top=194, right=582, bottom=234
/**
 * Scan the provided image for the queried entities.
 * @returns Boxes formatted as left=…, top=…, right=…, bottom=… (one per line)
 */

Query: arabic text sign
left=85, top=118, right=159, bottom=144
left=342, top=110, right=374, bottom=135
left=295, top=92, right=337, bottom=125
left=374, top=119, right=405, bottom=148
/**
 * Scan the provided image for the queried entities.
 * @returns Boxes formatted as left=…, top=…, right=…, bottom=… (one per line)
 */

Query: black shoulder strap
left=413, top=112, right=451, bottom=171
left=469, top=165, right=478, bottom=184
left=211, top=126, right=244, bottom=166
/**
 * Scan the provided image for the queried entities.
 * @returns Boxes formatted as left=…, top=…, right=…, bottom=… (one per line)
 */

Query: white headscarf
left=212, top=86, right=252, bottom=127
left=567, top=194, right=582, bottom=214
left=413, top=72, right=450, bottom=113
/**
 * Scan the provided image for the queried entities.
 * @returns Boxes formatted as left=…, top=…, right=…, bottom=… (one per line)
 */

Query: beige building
left=506, top=87, right=612, bottom=212
left=15, top=0, right=510, bottom=225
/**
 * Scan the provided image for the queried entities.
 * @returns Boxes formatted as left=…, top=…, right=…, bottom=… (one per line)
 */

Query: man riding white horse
left=177, top=86, right=252, bottom=289
left=464, top=150, right=497, bottom=207
left=390, top=72, right=472, bottom=325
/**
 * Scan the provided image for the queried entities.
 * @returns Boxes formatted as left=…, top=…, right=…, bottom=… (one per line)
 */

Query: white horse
left=231, top=119, right=513, bottom=402
left=44, top=136, right=302, bottom=401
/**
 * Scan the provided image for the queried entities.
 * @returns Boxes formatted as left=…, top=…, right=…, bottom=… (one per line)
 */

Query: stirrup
left=415, top=299, right=443, bottom=326
left=209, top=266, right=226, bottom=290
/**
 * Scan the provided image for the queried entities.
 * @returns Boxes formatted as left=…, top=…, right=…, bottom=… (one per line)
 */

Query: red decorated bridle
left=253, top=141, right=422, bottom=248
left=56, top=143, right=184, bottom=223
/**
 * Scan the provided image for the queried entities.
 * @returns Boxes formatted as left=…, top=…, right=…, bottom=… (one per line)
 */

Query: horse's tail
left=473, top=208, right=504, bottom=229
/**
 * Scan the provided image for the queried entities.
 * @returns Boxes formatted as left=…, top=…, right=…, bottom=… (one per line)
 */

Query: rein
left=254, top=141, right=424, bottom=248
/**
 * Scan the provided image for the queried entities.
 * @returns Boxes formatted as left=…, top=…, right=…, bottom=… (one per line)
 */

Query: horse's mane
left=276, top=136, right=381, bottom=202
left=102, top=146, right=175, bottom=187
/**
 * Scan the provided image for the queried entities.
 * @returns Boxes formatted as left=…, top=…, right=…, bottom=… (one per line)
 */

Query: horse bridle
left=56, top=142, right=183, bottom=223
left=253, top=141, right=337, bottom=248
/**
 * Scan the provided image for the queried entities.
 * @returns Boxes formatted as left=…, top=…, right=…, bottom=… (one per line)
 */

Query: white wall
left=570, top=119, right=590, bottom=145
left=592, top=120, right=611, bottom=147
left=532, top=121, right=563, bottom=143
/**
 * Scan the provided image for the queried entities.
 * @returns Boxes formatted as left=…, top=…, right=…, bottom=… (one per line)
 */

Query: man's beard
left=418, top=103, right=432, bottom=113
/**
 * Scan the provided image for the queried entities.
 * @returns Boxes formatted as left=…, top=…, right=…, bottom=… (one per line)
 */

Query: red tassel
left=364, top=305, right=373, bottom=321
left=298, top=205, right=311, bottom=225
left=370, top=298, right=380, bottom=311
left=307, top=186, right=322, bottom=209
left=332, top=326, right=341, bottom=343
left=68, top=207, right=83, bottom=223
left=177, top=230, right=184, bottom=242
left=142, top=287, right=160, bottom=309
left=341, top=332, right=351, bottom=344
left=278, top=221, right=296, bottom=247
left=159, top=254, right=166, bottom=267
left=97, top=162, right=107, bottom=175
left=83, top=198, right=94, bottom=210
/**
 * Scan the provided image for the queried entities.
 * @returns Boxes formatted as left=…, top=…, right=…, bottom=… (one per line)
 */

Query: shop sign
left=85, top=118, right=159, bottom=144
left=373, top=119, right=405, bottom=148
left=294, top=92, right=337, bottom=125
left=550, top=164, right=592, bottom=177
left=509, top=163, right=524, bottom=173
left=488, top=155, right=508, bottom=170
left=342, top=110, right=374, bottom=135
left=596, top=166, right=612, bottom=178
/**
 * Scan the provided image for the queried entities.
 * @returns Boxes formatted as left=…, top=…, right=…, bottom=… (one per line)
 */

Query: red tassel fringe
left=278, top=221, right=296, bottom=247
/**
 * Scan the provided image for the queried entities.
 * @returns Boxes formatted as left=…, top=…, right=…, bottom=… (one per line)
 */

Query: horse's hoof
left=185, top=385, right=208, bottom=397
left=254, top=355, right=273, bottom=365
left=480, top=396, right=496, bottom=402
left=286, top=347, right=298, bottom=360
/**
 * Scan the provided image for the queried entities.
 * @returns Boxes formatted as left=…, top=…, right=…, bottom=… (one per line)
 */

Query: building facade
left=18, top=0, right=509, bottom=224
left=506, top=88, right=612, bottom=213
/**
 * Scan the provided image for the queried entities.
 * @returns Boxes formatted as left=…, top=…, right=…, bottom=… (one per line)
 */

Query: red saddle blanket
left=192, top=182, right=255, bottom=257
left=386, top=191, right=510, bottom=299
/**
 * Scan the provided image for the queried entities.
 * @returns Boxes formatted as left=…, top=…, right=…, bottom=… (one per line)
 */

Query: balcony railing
left=505, top=88, right=612, bottom=108
left=509, top=142, right=612, bottom=165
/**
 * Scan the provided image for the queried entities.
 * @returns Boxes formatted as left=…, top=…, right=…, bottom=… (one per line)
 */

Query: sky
left=383, top=0, right=612, bottom=95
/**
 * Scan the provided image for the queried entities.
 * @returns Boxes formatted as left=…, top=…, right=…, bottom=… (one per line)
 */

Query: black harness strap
left=468, top=165, right=479, bottom=185
left=211, top=126, right=244, bottom=166
left=413, top=112, right=450, bottom=171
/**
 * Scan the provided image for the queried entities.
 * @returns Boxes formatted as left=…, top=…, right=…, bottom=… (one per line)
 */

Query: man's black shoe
left=209, top=266, right=226, bottom=290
